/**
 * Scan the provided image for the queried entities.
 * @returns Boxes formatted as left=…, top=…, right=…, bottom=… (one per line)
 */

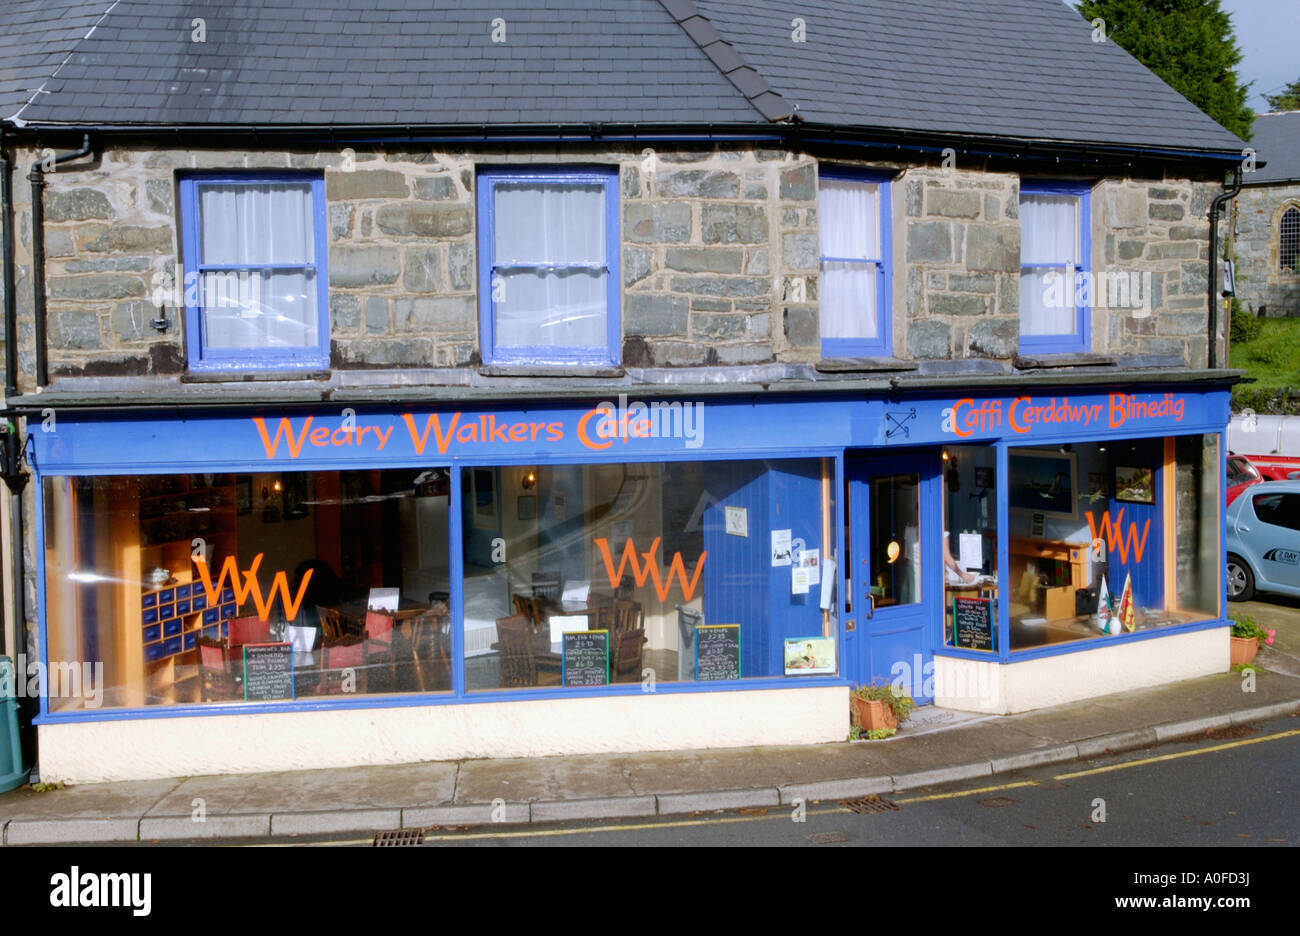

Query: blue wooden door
left=846, top=453, right=939, bottom=702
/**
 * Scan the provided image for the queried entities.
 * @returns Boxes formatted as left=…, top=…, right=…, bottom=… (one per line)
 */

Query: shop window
left=941, top=445, right=999, bottom=650
left=178, top=174, right=329, bottom=371
left=460, top=458, right=837, bottom=690
left=476, top=167, right=620, bottom=366
left=41, top=468, right=451, bottom=711
left=818, top=170, right=892, bottom=357
left=1006, top=436, right=1219, bottom=651
left=1019, top=180, right=1090, bottom=354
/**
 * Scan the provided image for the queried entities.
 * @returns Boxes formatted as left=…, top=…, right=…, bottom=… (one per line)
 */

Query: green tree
left=1077, top=0, right=1254, bottom=140
left=1265, top=77, right=1300, bottom=111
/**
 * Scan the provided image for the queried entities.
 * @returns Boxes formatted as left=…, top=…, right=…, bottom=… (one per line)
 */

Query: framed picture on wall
left=1008, top=449, right=1078, bottom=520
left=1115, top=465, right=1155, bottom=504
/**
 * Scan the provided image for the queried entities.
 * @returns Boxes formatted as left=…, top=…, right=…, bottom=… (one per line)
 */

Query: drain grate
left=373, top=828, right=425, bottom=847
left=839, top=796, right=899, bottom=814
left=806, top=831, right=852, bottom=844
left=979, top=796, right=1017, bottom=808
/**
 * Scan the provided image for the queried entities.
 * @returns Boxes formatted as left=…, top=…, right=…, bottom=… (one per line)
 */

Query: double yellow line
left=269, top=727, right=1300, bottom=845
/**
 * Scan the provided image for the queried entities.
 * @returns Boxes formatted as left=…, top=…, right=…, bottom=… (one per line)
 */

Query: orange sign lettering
left=592, top=537, right=707, bottom=603
left=194, top=554, right=313, bottom=622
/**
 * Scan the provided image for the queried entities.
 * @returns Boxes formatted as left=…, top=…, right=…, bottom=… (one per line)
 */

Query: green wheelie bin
left=0, top=656, right=28, bottom=793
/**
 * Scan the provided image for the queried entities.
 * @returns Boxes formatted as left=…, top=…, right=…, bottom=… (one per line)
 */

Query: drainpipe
left=2, top=126, right=16, bottom=400
left=1207, top=165, right=1242, bottom=369
left=28, top=135, right=93, bottom=389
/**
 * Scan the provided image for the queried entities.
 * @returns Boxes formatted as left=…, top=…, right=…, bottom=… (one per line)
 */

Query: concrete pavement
left=2, top=645, right=1297, bottom=845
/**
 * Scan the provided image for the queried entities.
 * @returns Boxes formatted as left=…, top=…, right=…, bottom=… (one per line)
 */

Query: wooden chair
left=228, top=615, right=271, bottom=650
left=675, top=605, right=703, bottom=680
left=612, top=628, right=646, bottom=683
left=320, top=634, right=367, bottom=695
left=363, top=610, right=398, bottom=689
left=495, top=614, right=537, bottom=688
left=317, top=605, right=347, bottom=642
left=513, top=593, right=543, bottom=633
left=613, top=599, right=643, bottom=635
left=408, top=606, right=451, bottom=692
left=196, top=636, right=237, bottom=702
left=590, top=594, right=615, bottom=632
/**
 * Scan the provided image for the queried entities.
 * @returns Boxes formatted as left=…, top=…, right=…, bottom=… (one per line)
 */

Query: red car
left=1247, top=454, right=1300, bottom=482
left=1226, top=454, right=1262, bottom=505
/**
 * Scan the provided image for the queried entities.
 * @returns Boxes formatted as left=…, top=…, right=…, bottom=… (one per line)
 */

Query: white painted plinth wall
left=38, top=686, right=850, bottom=784
left=933, top=627, right=1229, bottom=714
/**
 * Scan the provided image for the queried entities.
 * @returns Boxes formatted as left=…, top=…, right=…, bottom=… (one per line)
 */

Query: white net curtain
left=492, top=181, right=607, bottom=351
left=1019, top=194, right=1080, bottom=336
left=818, top=178, right=880, bottom=341
left=196, top=182, right=318, bottom=350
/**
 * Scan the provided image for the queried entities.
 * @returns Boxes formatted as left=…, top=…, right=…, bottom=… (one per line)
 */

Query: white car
left=1226, top=480, right=1300, bottom=601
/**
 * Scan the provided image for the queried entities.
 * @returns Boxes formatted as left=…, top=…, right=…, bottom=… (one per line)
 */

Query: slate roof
left=0, top=0, right=117, bottom=120
left=0, top=0, right=1245, bottom=156
left=1242, top=111, right=1300, bottom=185
left=694, top=0, right=1245, bottom=152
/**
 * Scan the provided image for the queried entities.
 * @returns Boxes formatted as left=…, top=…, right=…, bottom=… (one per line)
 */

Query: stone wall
left=1094, top=176, right=1222, bottom=367
left=0, top=141, right=1230, bottom=393
left=900, top=168, right=1020, bottom=361
left=1235, top=182, right=1300, bottom=318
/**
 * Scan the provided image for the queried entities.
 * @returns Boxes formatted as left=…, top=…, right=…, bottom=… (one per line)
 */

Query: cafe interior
left=42, top=455, right=834, bottom=709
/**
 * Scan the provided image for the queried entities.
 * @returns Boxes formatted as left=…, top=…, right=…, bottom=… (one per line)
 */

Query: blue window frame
left=818, top=168, right=893, bottom=357
left=477, top=167, right=621, bottom=367
left=1018, top=180, right=1091, bottom=355
left=179, top=173, right=329, bottom=371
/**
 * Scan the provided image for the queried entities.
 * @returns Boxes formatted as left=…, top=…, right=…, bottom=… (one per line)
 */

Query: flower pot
left=1230, top=635, right=1259, bottom=666
left=855, top=697, right=898, bottom=731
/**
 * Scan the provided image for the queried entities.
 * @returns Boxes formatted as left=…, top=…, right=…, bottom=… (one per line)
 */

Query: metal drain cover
left=840, top=796, right=899, bottom=814
left=374, top=828, right=425, bottom=846
left=979, top=796, right=1017, bottom=808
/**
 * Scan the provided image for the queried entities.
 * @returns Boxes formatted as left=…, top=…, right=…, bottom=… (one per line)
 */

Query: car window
left=1252, top=492, right=1300, bottom=532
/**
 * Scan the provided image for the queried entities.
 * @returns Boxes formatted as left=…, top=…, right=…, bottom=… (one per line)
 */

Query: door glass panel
left=868, top=473, right=920, bottom=607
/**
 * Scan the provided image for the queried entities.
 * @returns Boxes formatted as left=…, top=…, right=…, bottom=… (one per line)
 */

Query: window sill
left=1013, top=352, right=1116, bottom=370
left=478, top=364, right=625, bottom=378
left=180, top=369, right=331, bottom=383
left=816, top=357, right=918, bottom=374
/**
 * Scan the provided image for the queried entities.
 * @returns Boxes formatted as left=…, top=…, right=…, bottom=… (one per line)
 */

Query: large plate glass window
left=41, top=468, right=450, bottom=711
left=460, top=458, right=837, bottom=690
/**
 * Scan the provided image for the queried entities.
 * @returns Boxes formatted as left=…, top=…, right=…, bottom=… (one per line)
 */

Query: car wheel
left=1226, top=554, right=1255, bottom=602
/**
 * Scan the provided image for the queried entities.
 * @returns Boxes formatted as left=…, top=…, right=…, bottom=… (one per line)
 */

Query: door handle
left=1238, top=525, right=1250, bottom=532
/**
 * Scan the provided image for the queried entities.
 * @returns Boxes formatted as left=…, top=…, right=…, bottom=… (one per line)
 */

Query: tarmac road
left=415, top=715, right=1297, bottom=847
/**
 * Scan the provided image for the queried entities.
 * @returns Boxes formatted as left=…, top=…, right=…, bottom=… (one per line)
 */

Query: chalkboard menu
left=953, top=597, right=994, bottom=651
left=243, top=642, right=295, bottom=701
left=695, top=624, right=741, bottom=681
left=562, top=630, right=609, bottom=687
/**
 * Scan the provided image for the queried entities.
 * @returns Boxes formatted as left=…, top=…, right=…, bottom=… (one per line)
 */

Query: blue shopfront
left=25, top=382, right=1232, bottom=781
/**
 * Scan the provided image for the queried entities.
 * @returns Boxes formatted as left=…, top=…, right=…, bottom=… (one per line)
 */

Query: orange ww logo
left=592, top=537, right=707, bottom=602
left=1086, top=509, right=1150, bottom=564
left=194, top=554, right=313, bottom=622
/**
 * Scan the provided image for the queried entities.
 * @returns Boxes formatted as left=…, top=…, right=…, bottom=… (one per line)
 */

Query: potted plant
left=851, top=683, right=915, bottom=734
left=1229, top=615, right=1274, bottom=666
